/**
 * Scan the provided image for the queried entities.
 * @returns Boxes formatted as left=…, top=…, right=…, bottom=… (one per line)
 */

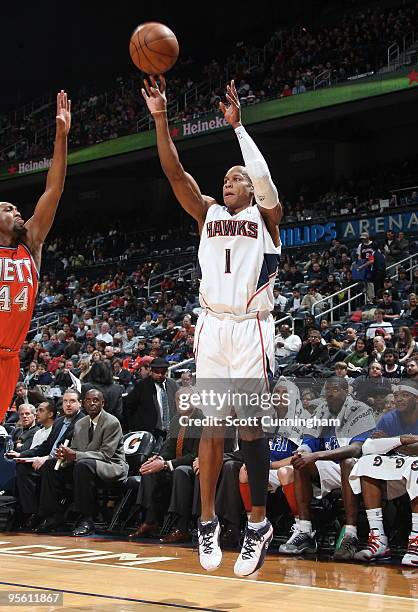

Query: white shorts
left=349, top=454, right=418, bottom=501
left=193, top=310, right=275, bottom=418
left=313, top=460, right=342, bottom=498
left=269, top=468, right=280, bottom=493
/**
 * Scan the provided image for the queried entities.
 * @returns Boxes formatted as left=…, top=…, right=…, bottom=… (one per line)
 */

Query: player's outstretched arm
left=25, top=91, right=71, bottom=259
left=141, top=75, right=214, bottom=231
left=220, top=80, right=282, bottom=245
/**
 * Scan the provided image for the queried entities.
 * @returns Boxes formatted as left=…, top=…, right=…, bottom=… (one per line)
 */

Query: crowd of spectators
left=231, top=2, right=416, bottom=103
left=34, top=154, right=418, bottom=281
left=0, top=194, right=417, bottom=566
left=281, top=161, right=418, bottom=224
left=2, top=270, right=418, bottom=559
left=0, top=2, right=415, bottom=165
left=1, top=225, right=416, bottom=394
left=41, top=219, right=198, bottom=274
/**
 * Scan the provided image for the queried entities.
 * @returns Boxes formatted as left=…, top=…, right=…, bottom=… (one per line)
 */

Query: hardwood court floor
left=0, top=533, right=416, bottom=611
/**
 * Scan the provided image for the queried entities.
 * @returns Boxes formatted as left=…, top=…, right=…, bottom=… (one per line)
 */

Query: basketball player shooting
left=142, top=76, right=282, bottom=577
left=0, top=91, right=71, bottom=422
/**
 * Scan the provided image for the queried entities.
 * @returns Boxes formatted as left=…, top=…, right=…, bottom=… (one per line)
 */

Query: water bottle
left=5, top=436, right=14, bottom=453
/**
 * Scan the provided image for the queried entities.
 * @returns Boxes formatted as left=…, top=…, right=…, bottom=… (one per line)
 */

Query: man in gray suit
left=36, top=389, right=128, bottom=536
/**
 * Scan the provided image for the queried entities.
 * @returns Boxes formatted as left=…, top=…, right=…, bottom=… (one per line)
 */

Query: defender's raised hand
left=219, top=80, right=241, bottom=129
left=56, top=90, right=71, bottom=136
left=141, top=75, right=167, bottom=115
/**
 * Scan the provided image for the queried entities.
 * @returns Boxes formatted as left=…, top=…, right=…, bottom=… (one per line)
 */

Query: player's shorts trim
left=194, top=311, right=207, bottom=365
left=256, top=312, right=269, bottom=391
left=349, top=454, right=418, bottom=500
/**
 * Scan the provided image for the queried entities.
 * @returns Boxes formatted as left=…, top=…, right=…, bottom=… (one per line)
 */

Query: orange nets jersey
left=0, top=242, right=38, bottom=351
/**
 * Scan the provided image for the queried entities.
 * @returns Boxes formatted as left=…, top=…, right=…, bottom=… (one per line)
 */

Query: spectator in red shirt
left=281, top=84, right=293, bottom=97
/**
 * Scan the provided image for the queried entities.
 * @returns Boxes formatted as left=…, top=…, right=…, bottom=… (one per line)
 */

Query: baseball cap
left=383, top=290, right=392, bottom=296
left=149, top=357, right=169, bottom=369
left=360, top=231, right=369, bottom=238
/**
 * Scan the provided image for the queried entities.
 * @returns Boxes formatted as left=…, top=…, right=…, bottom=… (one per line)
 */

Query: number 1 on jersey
left=225, top=249, right=231, bottom=274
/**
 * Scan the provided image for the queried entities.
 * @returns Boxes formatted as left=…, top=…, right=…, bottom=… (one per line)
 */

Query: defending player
left=142, top=76, right=282, bottom=576
left=0, top=91, right=71, bottom=422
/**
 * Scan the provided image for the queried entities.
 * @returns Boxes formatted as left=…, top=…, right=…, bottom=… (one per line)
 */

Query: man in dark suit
left=9, top=389, right=84, bottom=524
left=124, top=357, right=177, bottom=448
left=129, top=387, right=203, bottom=539
left=296, top=329, right=329, bottom=366
left=36, top=389, right=128, bottom=536
left=160, top=427, right=238, bottom=544
left=11, top=404, right=40, bottom=452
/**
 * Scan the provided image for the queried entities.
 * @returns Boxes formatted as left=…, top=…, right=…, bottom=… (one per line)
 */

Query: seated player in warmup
left=349, top=381, right=418, bottom=565
left=142, top=76, right=281, bottom=576
left=279, top=377, right=376, bottom=560
left=0, top=91, right=71, bottom=423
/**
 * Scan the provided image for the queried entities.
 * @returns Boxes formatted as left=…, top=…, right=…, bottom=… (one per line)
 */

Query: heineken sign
left=5, top=157, right=53, bottom=178
left=173, top=115, right=229, bottom=138
left=0, top=64, right=415, bottom=182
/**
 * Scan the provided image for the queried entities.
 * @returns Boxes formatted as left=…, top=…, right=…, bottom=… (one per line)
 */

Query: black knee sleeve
left=240, top=437, right=269, bottom=508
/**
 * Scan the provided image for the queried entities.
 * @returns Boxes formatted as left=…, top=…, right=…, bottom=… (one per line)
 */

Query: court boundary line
left=0, top=552, right=414, bottom=602
left=0, top=580, right=221, bottom=611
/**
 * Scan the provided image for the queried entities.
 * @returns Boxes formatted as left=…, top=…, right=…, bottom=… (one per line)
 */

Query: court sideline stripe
left=0, top=580, right=221, bottom=612
left=0, top=554, right=413, bottom=602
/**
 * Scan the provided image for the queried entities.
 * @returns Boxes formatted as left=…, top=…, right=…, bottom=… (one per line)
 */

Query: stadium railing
left=147, top=263, right=196, bottom=298
left=28, top=286, right=127, bottom=337
left=312, top=280, right=365, bottom=324
left=312, top=251, right=418, bottom=323
left=167, top=358, right=194, bottom=379
left=387, top=252, right=418, bottom=281
left=28, top=311, right=61, bottom=338
left=274, top=314, right=295, bottom=337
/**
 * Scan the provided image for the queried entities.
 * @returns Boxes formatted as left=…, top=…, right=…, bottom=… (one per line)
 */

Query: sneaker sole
left=279, top=544, right=317, bottom=556
left=199, top=548, right=223, bottom=572
left=401, top=555, right=418, bottom=567
left=234, top=526, right=273, bottom=577
left=199, top=557, right=223, bottom=572
left=333, top=551, right=355, bottom=562
left=355, top=551, right=391, bottom=562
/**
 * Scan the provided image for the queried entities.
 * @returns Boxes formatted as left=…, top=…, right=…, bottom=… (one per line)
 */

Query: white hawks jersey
left=197, top=204, right=281, bottom=316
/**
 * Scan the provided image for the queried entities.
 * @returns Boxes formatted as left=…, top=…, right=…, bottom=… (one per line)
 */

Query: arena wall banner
left=0, top=65, right=416, bottom=182
left=280, top=210, right=418, bottom=247
left=338, top=210, right=418, bottom=240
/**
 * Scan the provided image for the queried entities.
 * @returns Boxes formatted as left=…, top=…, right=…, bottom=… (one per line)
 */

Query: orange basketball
left=129, top=22, right=179, bottom=74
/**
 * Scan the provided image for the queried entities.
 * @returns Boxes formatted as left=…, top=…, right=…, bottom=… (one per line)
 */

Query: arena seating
left=0, top=2, right=415, bottom=164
